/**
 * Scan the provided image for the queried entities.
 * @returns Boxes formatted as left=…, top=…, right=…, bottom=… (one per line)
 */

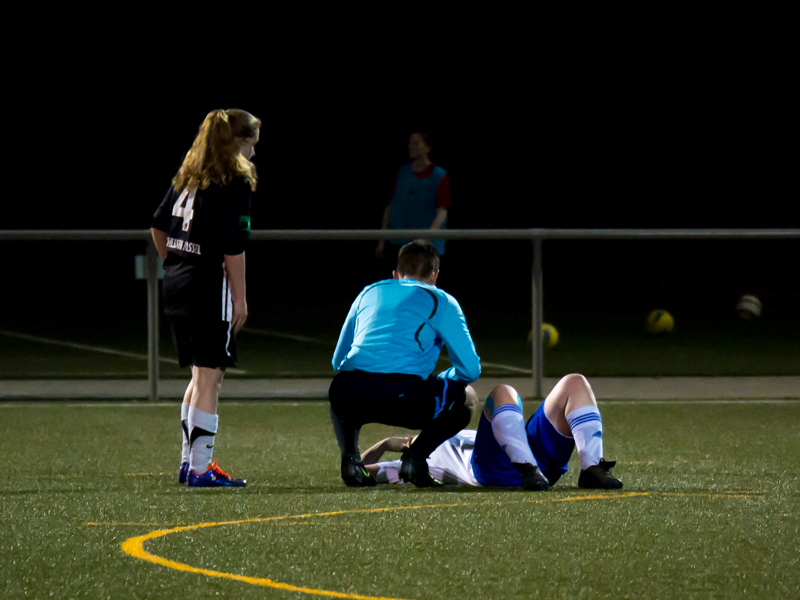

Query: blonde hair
left=173, top=108, right=261, bottom=192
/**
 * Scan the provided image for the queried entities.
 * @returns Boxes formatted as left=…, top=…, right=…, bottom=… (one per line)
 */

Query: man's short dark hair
left=397, top=240, right=440, bottom=279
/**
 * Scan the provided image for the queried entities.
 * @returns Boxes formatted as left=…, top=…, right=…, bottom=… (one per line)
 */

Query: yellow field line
left=88, top=522, right=171, bottom=527
left=120, top=493, right=648, bottom=599
left=120, top=490, right=762, bottom=600
left=659, top=490, right=766, bottom=498
left=122, top=516, right=407, bottom=600
left=95, top=489, right=760, bottom=532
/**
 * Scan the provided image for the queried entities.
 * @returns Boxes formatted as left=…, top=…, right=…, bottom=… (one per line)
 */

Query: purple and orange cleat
left=187, top=461, right=247, bottom=488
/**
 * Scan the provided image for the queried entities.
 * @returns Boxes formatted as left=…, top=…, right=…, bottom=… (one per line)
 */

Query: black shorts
left=168, top=316, right=237, bottom=370
left=328, top=370, right=467, bottom=430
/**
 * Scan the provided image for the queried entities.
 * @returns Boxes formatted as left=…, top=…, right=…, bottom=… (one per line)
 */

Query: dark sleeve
left=151, top=186, right=176, bottom=232
left=220, top=179, right=252, bottom=256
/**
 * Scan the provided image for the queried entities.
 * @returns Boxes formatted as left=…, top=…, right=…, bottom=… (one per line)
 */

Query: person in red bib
left=376, top=131, right=452, bottom=266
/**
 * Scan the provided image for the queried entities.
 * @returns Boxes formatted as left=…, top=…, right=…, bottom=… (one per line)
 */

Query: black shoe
left=578, top=459, right=623, bottom=489
left=398, top=456, right=443, bottom=488
left=341, top=454, right=377, bottom=487
left=513, top=463, right=550, bottom=491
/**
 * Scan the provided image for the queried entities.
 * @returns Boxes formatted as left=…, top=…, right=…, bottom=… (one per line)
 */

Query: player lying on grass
left=360, top=375, right=622, bottom=490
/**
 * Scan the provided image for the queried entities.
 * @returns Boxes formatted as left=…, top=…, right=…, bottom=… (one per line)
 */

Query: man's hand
left=361, top=434, right=414, bottom=465
left=382, top=435, right=413, bottom=453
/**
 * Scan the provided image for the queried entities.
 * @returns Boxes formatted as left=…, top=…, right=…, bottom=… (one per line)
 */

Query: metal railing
left=3, top=228, right=799, bottom=400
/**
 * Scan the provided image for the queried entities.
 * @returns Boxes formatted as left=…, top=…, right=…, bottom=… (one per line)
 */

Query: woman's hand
left=232, top=299, right=248, bottom=334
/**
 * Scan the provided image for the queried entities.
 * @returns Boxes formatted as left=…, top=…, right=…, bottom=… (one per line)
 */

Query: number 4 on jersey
left=172, top=188, right=196, bottom=232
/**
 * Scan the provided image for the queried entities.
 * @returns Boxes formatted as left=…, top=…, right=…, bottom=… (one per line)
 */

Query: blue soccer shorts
left=471, top=401, right=575, bottom=487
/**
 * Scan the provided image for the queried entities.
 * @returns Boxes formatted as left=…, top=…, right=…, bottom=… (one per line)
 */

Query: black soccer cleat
left=341, top=454, right=378, bottom=487
left=178, top=461, right=189, bottom=485
left=578, top=459, right=623, bottom=489
left=513, top=463, right=550, bottom=491
left=398, top=456, right=443, bottom=488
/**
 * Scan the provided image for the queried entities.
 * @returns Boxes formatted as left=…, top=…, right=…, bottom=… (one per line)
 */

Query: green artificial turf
left=1, top=400, right=798, bottom=599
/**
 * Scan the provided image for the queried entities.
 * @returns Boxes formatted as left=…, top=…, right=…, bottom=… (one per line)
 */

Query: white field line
left=242, top=328, right=533, bottom=374
left=2, top=325, right=528, bottom=377
left=0, top=329, right=177, bottom=362
left=243, top=327, right=332, bottom=345
left=4, top=398, right=796, bottom=409
left=597, top=399, right=800, bottom=405
left=0, top=329, right=247, bottom=374
left=0, top=401, right=323, bottom=408
left=479, top=361, right=532, bottom=374
left=0, top=401, right=333, bottom=408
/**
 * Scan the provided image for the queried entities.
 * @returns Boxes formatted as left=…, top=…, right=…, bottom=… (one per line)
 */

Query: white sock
left=566, top=405, right=603, bottom=470
left=180, top=402, right=190, bottom=464
left=188, top=407, right=219, bottom=473
left=490, top=402, right=537, bottom=467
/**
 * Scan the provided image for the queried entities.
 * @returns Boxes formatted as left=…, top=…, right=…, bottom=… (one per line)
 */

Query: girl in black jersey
left=151, top=108, right=260, bottom=487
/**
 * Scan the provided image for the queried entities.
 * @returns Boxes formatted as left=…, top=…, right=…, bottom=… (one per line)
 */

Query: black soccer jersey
left=151, top=177, right=251, bottom=318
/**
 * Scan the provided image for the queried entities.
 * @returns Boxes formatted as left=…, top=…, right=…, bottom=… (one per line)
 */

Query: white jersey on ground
left=375, top=430, right=480, bottom=486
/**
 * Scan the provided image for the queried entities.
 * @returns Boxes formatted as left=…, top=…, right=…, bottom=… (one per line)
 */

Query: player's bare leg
left=186, top=366, right=245, bottom=487
left=189, top=366, right=224, bottom=414
left=543, top=374, right=621, bottom=489
left=482, top=384, right=518, bottom=419
left=484, top=384, right=549, bottom=490
left=187, top=367, right=222, bottom=474
left=543, top=374, right=596, bottom=436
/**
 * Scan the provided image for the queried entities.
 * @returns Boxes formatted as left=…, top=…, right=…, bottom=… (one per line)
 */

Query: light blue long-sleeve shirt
left=332, top=278, right=481, bottom=383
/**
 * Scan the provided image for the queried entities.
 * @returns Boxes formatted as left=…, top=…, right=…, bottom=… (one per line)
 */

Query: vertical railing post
left=146, top=241, right=159, bottom=402
left=532, top=236, right=543, bottom=399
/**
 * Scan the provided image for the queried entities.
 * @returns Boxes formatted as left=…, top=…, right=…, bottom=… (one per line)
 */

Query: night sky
left=3, top=43, right=795, bottom=319
left=6, top=47, right=792, bottom=232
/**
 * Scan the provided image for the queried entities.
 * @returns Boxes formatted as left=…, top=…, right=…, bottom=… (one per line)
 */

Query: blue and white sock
left=490, top=399, right=537, bottom=468
left=180, top=402, right=190, bottom=465
left=566, top=405, right=603, bottom=470
left=188, top=407, right=219, bottom=473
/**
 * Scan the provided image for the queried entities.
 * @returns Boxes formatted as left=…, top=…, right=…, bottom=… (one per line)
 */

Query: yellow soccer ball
left=646, top=310, right=674, bottom=334
left=542, top=323, right=559, bottom=348
left=528, top=323, right=559, bottom=348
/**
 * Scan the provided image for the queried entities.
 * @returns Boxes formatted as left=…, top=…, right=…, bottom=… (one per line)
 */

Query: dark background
left=2, top=36, right=796, bottom=322
left=5, top=36, right=792, bottom=232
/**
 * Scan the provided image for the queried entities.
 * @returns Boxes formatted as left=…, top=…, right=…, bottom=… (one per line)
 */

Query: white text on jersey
left=166, top=237, right=202, bottom=255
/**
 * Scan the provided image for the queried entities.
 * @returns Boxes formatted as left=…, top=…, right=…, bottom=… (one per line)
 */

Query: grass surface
left=1, top=400, right=798, bottom=599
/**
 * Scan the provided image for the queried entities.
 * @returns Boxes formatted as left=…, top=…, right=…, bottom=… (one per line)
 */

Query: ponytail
left=173, top=109, right=260, bottom=192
